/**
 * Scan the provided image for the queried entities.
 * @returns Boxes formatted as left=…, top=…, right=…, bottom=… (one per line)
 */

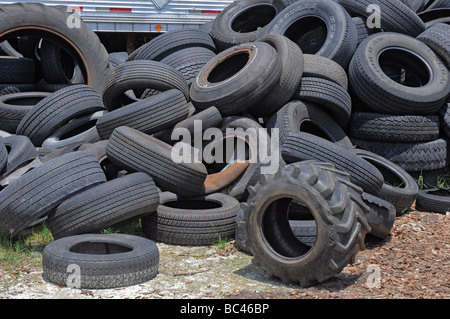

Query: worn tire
left=293, top=77, right=352, bottom=129
left=239, top=161, right=370, bottom=287
left=16, top=85, right=105, bottom=146
left=336, top=0, right=426, bottom=37
left=40, top=40, right=84, bottom=84
left=127, top=28, right=216, bottom=62
left=417, top=23, right=450, bottom=67
left=102, top=60, right=189, bottom=111
left=349, top=32, right=450, bottom=115
left=142, top=192, right=240, bottom=246
left=416, top=188, right=450, bottom=214
left=106, top=126, right=208, bottom=197
left=302, top=54, right=348, bottom=90
left=0, top=135, right=37, bottom=174
left=0, top=139, right=7, bottom=174
left=349, top=112, right=441, bottom=143
left=351, top=138, right=449, bottom=172
left=248, top=34, right=304, bottom=117
left=0, top=151, right=106, bottom=238
left=96, top=89, right=189, bottom=140
left=190, top=42, right=282, bottom=116
left=351, top=148, right=419, bottom=215
left=160, top=47, right=216, bottom=85
left=0, top=92, right=51, bottom=133
left=42, top=233, right=159, bottom=289
left=266, top=0, right=358, bottom=67
left=282, top=132, right=385, bottom=196
left=210, top=0, right=285, bottom=51
left=0, top=57, right=35, bottom=84
left=41, top=110, right=105, bottom=149
left=47, top=172, right=160, bottom=239
left=266, top=100, right=353, bottom=148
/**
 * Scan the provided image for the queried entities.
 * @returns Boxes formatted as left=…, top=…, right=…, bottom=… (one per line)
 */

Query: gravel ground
left=0, top=207, right=448, bottom=300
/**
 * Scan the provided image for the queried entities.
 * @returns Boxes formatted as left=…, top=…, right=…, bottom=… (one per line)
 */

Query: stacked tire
left=0, top=0, right=449, bottom=290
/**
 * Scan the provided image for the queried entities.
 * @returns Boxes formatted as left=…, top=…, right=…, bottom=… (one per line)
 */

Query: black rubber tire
left=42, top=233, right=159, bottom=289
left=423, top=0, right=450, bottom=10
left=157, top=106, right=223, bottom=145
left=210, top=0, right=285, bottom=51
left=41, top=110, right=105, bottom=149
left=40, top=40, right=84, bottom=84
left=190, top=42, right=282, bottom=116
left=266, top=100, right=353, bottom=148
left=416, top=188, right=450, bottom=214
left=0, top=91, right=51, bottom=133
left=0, top=151, right=106, bottom=238
left=0, top=139, right=7, bottom=174
left=401, top=0, right=427, bottom=12
left=78, top=140, right=125, bottom=181
left=288, top=220, right=317, bottom=247
left=265, top=0, right=358, bottom=67
left=108, top=51, right=128, bottom=69
left=0, top=57, right=35, bottom=84
left=417, top=23, right=450, bottom=67
left=349, top=112, right=441, bottom=143
left=102, top=60, right=189, bottom=111
left=282, top=132, right=385, bottom=196
left=418, top=8, right=450, bottom=27
left=0, top=135, right=37, bottom=174
left=238, top=161, right=370, bottom=287
left=160, top=47, right=216, bottom=85
left=248, top=34, right=304, bottom=117
left=351, top=148, right=419, bottom=215
left=439, top=99, right=450, bottom=139
left=47, top=172, right=160, bottom=239
left=16, top=85, right=105, bottom=146
left=361, top=192, right=396, bottom=238
left=0, top=3, right=110, bottom=93
left=336, top=0, right=427, bottom=37
left=293, top=77, right=352, bottom=129
left=96, top=89, right=189, bottom=140
left=302, top=54, right=348, bottom=90
left=106, top=126, right=208, bottom=197
left=351, top=138, right=449, bottom=172
left=127, top=28, right=216, bottom=62
left=215, top=116, right=270, bottom=201
left=0, top=83, right=35, bottom=96
left=352, top=16, right=378, bottom=46
left=142, top=192, right=240, bottom=246
left=349, top=32, right=450, bottom=115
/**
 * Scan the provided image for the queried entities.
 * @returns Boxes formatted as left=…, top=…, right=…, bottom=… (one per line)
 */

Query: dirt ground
left=0, top=205, right=448, bottom=300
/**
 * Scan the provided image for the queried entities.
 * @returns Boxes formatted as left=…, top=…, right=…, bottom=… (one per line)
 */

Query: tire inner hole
left=231, top=4, right=277, bottom=33
left=263, top=198, right=317, bottom=258
left=70, top=241, right=133, bottom=254
left=283, top=16, right=328, bottom=54
left=378, top=47, right=432, bottom=87
left=163, top=199, right=222, bottom=210
left=208, top=51, right=250, bottom=83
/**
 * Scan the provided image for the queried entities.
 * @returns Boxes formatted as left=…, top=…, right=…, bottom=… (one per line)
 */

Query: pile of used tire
left=0, top=0, right=449, bottom=289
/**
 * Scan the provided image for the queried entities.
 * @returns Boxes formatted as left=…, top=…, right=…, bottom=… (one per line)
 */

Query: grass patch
left=0, top=219, right=147, bottom=275
left=0, top=223, right=53, bottom=274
